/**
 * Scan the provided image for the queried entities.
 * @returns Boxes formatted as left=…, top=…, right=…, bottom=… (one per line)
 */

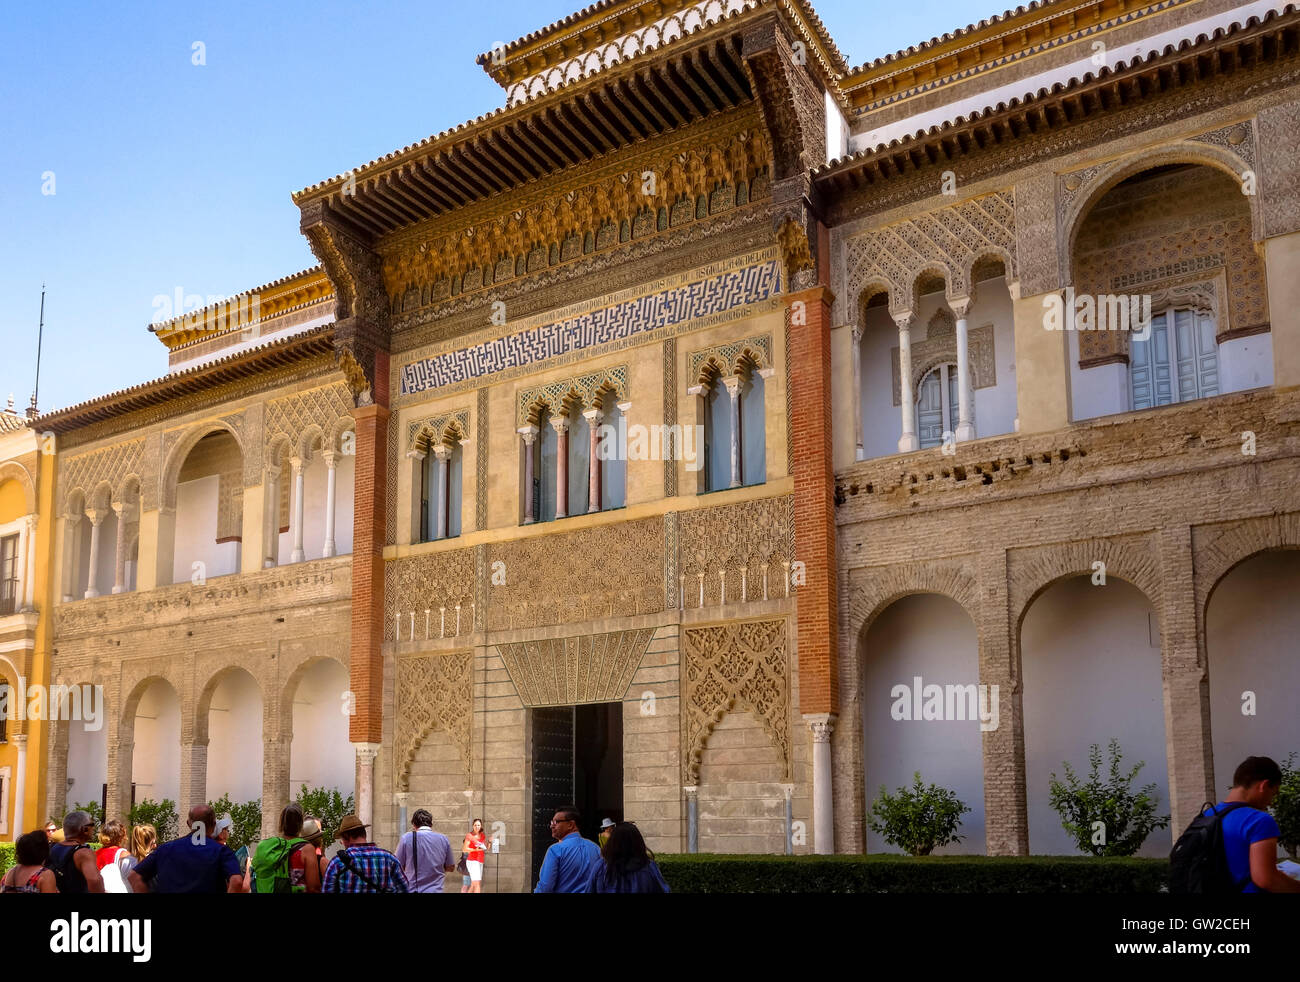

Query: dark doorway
left=529, top=702, right=623, bottom=887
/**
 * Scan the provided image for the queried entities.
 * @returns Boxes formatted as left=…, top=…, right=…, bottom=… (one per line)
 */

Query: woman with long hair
left=118, top=824, right=157, bottom=893
left=461, top=818, right=494, bottom=893
left=1, top=830, right=55, bottom=893
left=585, top=822, right=671, bottom=893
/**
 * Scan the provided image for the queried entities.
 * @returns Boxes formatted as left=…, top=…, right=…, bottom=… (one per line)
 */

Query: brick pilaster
left=788, top=285, right=839, bottom=716
left=350, top=398, right=389, bottom=745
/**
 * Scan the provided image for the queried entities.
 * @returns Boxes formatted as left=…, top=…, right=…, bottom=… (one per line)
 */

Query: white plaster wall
left=859, top=279, right=1016, bottom=459
left=334, top=452, right=355, bottom=555
left=205, top=671, right=263, bottom=804
left=289, top=660, right=353, bottom=796
left=1021, top=576, right=1170, bottom=856
left=1069, top=326, right=1129, bottom=421
left=861, top=593, right=986, bottom=854
left=66, top=717, right=107, bottom=811
left=174, top=475, right=239, bottom=582
left=1219, top=332, right=1274, bottom=394
left=131, top=680, right=180, bottom=806
left=1207, top=551, right=1300, bottom=795
left=93, top=510, right=118, bottom=596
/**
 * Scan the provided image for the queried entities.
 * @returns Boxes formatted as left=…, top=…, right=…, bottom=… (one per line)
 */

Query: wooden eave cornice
left=149, top=267, right=335, bottom=350
left=814, top=5, right=1300, bottom=197
left=476, top=0, right=846, bottom=91
left=294, top=32, right=755, bottom=240
left=33, top=326, right=336, bottom=435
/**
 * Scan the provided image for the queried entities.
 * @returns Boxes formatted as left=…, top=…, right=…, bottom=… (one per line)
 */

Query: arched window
left=568, top=408, right=591, bottom=517
left=917, top=363, right=967, bottom=450
left=1130, top=307, right=1218, bottom=410
left=0, top=533, right=18, bottom=616
left=537, top=407, right=559, bottom=523
left=703, top=367, right=767, bottom=492
left=600, top=400, right=626, bottom=510
left=422, top=438, right=463, bottom=541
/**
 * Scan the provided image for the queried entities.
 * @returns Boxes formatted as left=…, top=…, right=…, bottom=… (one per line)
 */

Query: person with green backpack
left=251, top=803, right=321, bottom=893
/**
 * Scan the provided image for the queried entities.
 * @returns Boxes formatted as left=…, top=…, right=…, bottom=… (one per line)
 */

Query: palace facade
left=9, top=0, right=1300, bottom=890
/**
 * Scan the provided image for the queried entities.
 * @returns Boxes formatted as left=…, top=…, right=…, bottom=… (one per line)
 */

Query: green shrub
left=68, top=800, right=104, bottom=826
left=0, top=842, right=14, bottom=878
left=1048, top=739, right=1169, bottom=857
left=294, top=785, right=353, bottom=847
left=867, top=771, right=970, bottom=856
left=207, top=794, right=262, bottom=852
left=1271, top=753, right=1300, bottom=859
left=654, top=853, right=1168, bottom=893
left=127, top=798, right=179, bottom=843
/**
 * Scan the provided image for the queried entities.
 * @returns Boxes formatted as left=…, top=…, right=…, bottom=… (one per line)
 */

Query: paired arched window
left=420, top=437, right=463, bottom=541
left=702, top=365, right=766, bottom=493
left=521, top=394, right=626, bottom=525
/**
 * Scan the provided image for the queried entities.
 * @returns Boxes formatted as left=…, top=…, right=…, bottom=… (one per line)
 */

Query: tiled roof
left=815, top=3, right=1300, bottom=175
left=0, top=410, right=27, bottom=434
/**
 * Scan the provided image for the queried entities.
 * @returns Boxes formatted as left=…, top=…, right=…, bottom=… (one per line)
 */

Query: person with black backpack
left=45, top=811, right=105, bottom=894
left=1171, top=755, right=1300, bottom=894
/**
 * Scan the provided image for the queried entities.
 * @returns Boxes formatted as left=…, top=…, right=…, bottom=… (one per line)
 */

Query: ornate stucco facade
left=12, top=0, right=1300, bottom=885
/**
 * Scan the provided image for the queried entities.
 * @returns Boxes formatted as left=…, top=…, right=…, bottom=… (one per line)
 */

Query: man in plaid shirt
left=324, top=815, right=410, bottom=894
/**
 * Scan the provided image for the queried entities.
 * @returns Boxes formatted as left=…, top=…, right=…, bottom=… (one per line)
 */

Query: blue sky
left=0, top=0, right=1004, bottom=411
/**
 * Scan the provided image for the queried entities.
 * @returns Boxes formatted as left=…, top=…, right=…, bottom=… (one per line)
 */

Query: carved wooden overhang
left=815, top=4, right=1300, bottom=223
left=293, top=35, right=756, bottom=241
left=31, top=326, right=335, bottom=435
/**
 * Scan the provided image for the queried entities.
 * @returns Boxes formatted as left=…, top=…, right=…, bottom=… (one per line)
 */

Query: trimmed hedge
left=0, top=842, right=13, bottom=878
left=655, top=853, right=1169, bottom=893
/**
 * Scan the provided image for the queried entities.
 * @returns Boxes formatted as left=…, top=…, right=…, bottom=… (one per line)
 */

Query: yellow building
left=0, top=397, right=56, bottom=841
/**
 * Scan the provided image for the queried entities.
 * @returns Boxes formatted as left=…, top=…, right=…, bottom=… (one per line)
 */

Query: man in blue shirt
left=534, top=806, right=601, bottom=893
left=128, top=805, right=243, bottom=894
left=1213, top=756, right=1300, bottom=894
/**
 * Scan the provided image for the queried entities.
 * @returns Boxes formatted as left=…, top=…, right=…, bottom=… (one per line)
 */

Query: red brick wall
left=350, top=400, right=389, bottom=743
left=788, top=284, right=839, bottom=715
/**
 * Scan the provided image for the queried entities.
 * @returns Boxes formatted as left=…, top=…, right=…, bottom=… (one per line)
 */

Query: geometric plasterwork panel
left=516, top=365, right=629, bottom=426
left=385, top=547, right=476, bottom=642
left=678, top=495, right=794, bottom=607
left=891, top=324, right=995, bottom=405
left=682, top=618, right=790, bottom=783
left=61, top=439, right=145, bottom=511
left=686, top=334, right=773, bottom=384
left=406, top=408, right=471, bottom=453
left=495, top=628, right=654, bottom=707
left=395, top=650, right=473, bottom=791
left=265, top=382, right=354, bottom=461
left=844, top=191, right=1017, bottom=315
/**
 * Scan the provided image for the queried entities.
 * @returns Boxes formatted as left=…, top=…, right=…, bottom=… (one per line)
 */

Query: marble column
left=684, top=786, right=699, bottom=854
left=289, top=456, right=305, bottom=563
left=806, top=713, right=836, bottom=854
left=583, top=407, right=602, bottom=514
left=84, top=508, right=106, bottom=599
left=551, top=416, right=570, bottom=520
left=518, top=426, right=538, bottom=524
left=322, top=450, right=338, bottom=558
left=356, top=742, right=381, bottom=831
left=432, top=445, right=451, bottom=540
left=851, top=325, right=864, bottom=460
left=263, top=465, right=280, bottom=568
left=895, top=313, right=919, bottom=453
left=62, top=513, right=81, bottom=602
left=12, top=733, right=26, bottom=838
left=951, top=296, right=976, bottom=443
left=111, top=501, right=129, bottom=594
left=722, top=374, right=742, bottom=488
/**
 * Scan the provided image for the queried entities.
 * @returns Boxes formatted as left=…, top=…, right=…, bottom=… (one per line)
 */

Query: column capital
left=432, top=443, right=452, bottom=461
left=721, top=374, right=743, bottom=397
left=892, top=311, right=915, bottom=331
left=581, top=406, right=603, bottom=423
left=289, top=455, right=304, bottom=474
left=804, top=712, right=837, bottom=743
left=848, top=323, right=864, bottom=345
left=517, top=424, right=539, bottom=445
left=682, top=785, right=698, bottom=799
left=549, top=415, right=569, bottom=435
left=321, top=449, right=338, bottom=468
left=616, top=400, right=632, bottom=414
left=354, top=742, right=382, bottom=763
left=947, top=294, right=974, bottom=318
left=23, top=513, right=38, bottom=533
left=85, top=508, right=107, bottom=526
left=266, top=462, right=282, bottom=479
left=11, top=732, right=27, bottom=747
left=405, top=448, right=427, bottom=462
